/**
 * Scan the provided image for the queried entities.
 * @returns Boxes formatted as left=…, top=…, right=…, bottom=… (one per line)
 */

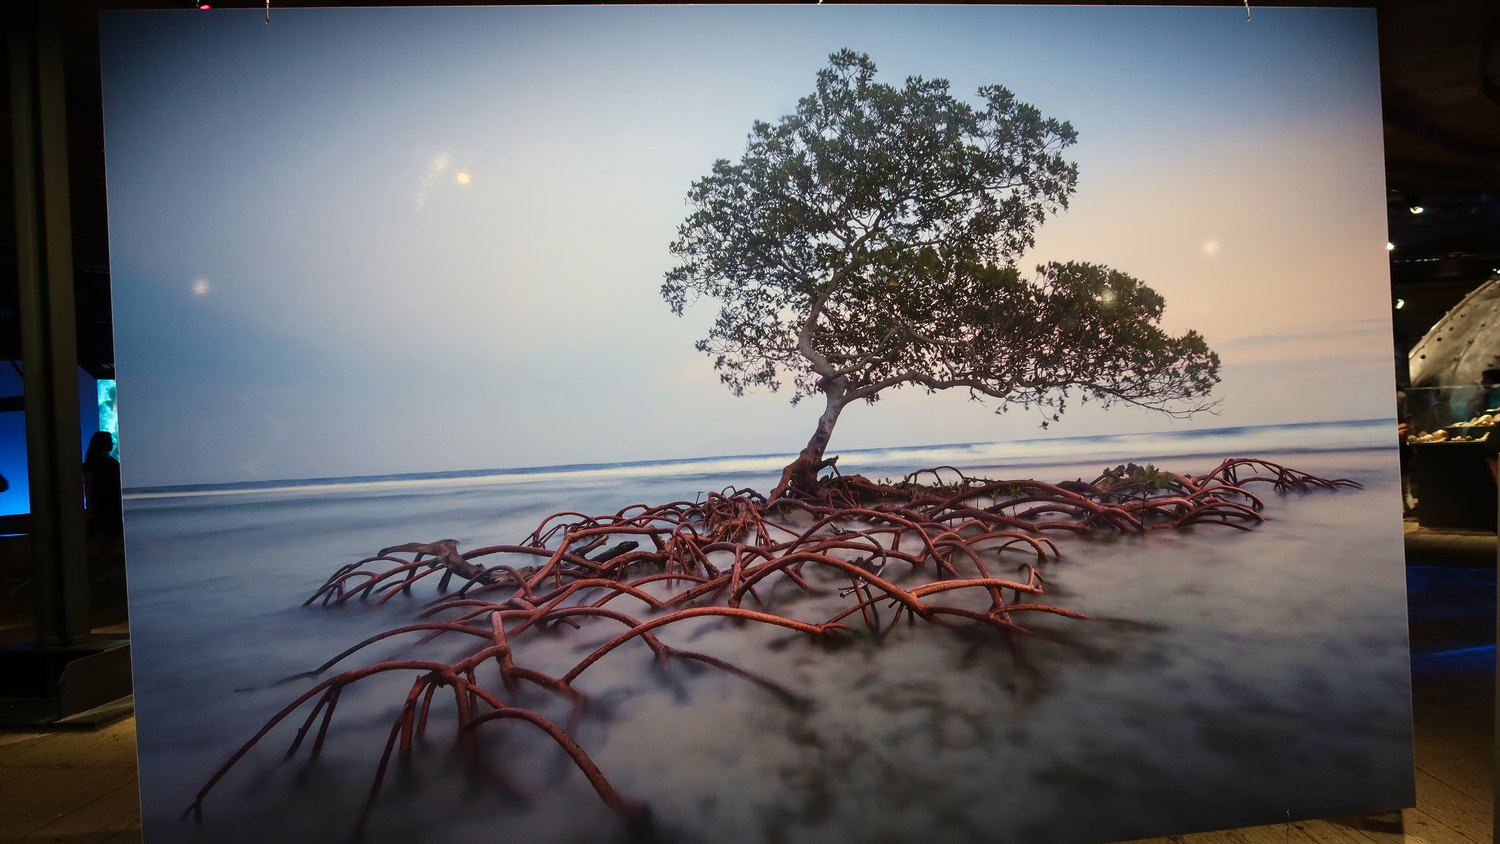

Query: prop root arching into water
left=184, top=457, right=1359, bottom=834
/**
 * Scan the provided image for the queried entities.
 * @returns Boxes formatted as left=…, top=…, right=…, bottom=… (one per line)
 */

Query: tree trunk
left=769, top=390, right=846, bottom=501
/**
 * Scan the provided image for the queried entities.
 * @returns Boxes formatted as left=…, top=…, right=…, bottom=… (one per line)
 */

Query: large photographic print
left=100, top=7, right=1411, bottom=843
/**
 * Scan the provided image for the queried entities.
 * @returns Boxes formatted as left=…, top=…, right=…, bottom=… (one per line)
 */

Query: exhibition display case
left=1404, top=386, right=1500, bottom=530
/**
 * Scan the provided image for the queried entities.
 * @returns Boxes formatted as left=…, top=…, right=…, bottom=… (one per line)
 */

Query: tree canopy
left=662, top=49, right=1220, bottom=495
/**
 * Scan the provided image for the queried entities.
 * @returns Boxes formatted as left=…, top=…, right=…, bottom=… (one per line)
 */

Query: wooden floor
left=0, top=716, right=141, bottom=844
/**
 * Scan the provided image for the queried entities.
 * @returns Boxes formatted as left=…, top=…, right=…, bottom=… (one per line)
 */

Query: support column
left=9, top=3, right=90, bottom=646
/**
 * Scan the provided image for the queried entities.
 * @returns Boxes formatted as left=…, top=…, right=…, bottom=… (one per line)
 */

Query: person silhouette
left=82, top=431, right=124, bottom=570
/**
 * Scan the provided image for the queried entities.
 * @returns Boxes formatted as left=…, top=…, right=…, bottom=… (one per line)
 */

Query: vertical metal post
left=9, top=3, right=90, bottom=646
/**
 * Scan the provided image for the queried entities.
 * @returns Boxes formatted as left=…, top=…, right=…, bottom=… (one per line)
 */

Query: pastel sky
left=99, top=5, right=1391, bottom=488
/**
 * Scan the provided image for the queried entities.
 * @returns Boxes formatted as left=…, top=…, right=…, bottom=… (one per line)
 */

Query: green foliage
left=1096, top=463, right=1175, bottom=491
left=1128, top=463, right=1174, bottom=490
left=662, top=49, right=1219, bottom=430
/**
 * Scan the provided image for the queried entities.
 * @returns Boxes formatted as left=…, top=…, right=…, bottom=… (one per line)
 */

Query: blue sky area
left=99, top=5, right=1391, bottom=487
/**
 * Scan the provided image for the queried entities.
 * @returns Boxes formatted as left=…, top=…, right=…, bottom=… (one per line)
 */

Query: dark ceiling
left=4, top=0, right=1500, bottom=384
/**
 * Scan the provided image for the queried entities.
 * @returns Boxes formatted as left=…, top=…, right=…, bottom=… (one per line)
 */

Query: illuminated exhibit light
left=455, top=171, right=471, bottom=185
left=1394, top=299, right=1405, bottom=310
left=1408, top=205, right=1424, bottom=214
left=1, top=372, right=113, bottom=517
left=1421, top=644, right=1496, bottom=657
left=1386, top=242, right=1395, bottom=251
left=98, top=379, right=119, bottom=458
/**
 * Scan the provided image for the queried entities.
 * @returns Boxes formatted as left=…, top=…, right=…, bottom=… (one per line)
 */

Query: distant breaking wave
left=124, top=418, right=1395, bottom=501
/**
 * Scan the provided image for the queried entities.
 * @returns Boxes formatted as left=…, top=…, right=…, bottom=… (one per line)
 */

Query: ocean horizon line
left=123, top=417, right=1395, bottom=499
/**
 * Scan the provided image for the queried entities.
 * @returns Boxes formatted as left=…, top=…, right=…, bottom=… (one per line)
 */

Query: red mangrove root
left=190, top=456, right=1358, bottom=834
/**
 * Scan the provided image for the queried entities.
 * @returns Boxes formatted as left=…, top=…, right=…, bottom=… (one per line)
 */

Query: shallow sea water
left=125, top=447, right=1413, bottom=844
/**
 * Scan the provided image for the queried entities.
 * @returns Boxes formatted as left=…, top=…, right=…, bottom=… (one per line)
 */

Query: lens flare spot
left=414, top=150, right=453, bottom=211
left=1201, top=241, right=1220, bottom=256
left=191, top=278, right=210, bottom=296
left=455, top=171, right=471, bottom=185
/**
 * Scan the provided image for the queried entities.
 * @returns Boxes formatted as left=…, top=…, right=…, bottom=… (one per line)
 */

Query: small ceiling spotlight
left=1409, top=205, right=1424, bottom=214
left=1386, top=241, right=1396, bottom=251
left=1395, top=299, right=1406, bottom=310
